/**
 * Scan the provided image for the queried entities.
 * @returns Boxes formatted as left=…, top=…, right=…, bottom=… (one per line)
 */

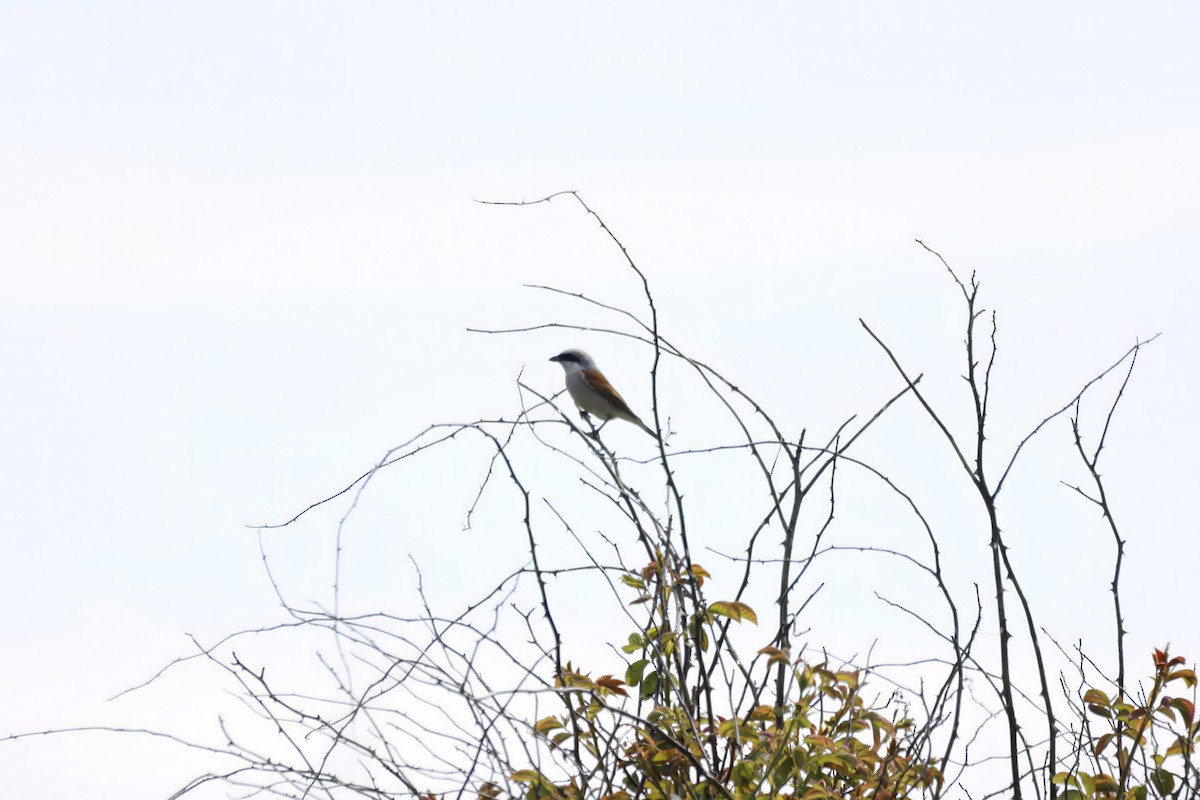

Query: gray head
left=549, top=348, right=597, bottom=371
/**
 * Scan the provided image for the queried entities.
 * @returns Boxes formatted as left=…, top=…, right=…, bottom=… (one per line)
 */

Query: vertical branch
left=773, top=432, right=807, bottom=722
left=1064, top=343, right=1142, bottom=697
left=861, top=312, right=1027, bottom=800
left=960, top=277, right=1056, bottom=800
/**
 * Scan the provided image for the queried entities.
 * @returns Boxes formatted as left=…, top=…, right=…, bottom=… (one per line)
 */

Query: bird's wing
left=579, top=368, right=635, bottom=415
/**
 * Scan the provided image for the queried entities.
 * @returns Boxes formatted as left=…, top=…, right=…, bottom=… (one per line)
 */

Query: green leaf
left=511, top=769, right=545, bottom=785
left=758, top=646, right=790, bottom=664
left=1169, top=669, right=1198, bottom=688
left=732, top=760, right=757, bottom=792
left=1150, top=768, right=1175, bottom=795
left=769, top=755, right=795, bottom=791
left=835, top=670, right=860, bottom=690
left=620, top=573, right=646, bottom=590
left=709, top=600, right=758, bottom=625
left=625, top=659, right=649, bottom=686
left=716, top=719, right=760, bottom=743
left=534, top=716, right=563, bottom=736
left=1051, top=772, right=1078, bottom=788
left=640, top=671, right=659, bottom=700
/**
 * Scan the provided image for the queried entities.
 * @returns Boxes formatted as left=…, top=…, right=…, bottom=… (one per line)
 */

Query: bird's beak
left=548, top=355, right=560, bottom=362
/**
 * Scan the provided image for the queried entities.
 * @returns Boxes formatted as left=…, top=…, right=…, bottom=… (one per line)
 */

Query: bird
left=549, top=349, right=657, bottom=438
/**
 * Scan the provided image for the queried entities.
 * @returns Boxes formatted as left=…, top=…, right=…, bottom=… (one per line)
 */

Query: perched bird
left=549, top=349, right=657, bottom=438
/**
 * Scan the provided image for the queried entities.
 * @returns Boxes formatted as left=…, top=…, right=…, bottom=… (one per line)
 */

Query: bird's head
left=549, top=349, right=597, bottom=371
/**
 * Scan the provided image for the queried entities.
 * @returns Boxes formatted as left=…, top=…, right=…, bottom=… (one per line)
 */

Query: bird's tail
left=636, top=417, right=660, bottom=441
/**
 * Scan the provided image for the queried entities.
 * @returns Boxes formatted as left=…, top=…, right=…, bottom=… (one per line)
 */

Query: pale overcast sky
left=1, top=3, right=1197, bottom=797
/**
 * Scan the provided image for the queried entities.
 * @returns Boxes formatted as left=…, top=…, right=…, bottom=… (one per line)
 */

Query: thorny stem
left=1064, top=343, right=1143, bottom=698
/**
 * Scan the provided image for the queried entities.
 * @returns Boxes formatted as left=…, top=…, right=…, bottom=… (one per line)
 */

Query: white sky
left=1, top=3, right=1198, bottom=797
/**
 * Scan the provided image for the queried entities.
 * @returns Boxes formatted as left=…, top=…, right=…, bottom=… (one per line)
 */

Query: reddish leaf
left=804, top=734, right=835, bottom=750
left=595, top=674, right=629, bottom=696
